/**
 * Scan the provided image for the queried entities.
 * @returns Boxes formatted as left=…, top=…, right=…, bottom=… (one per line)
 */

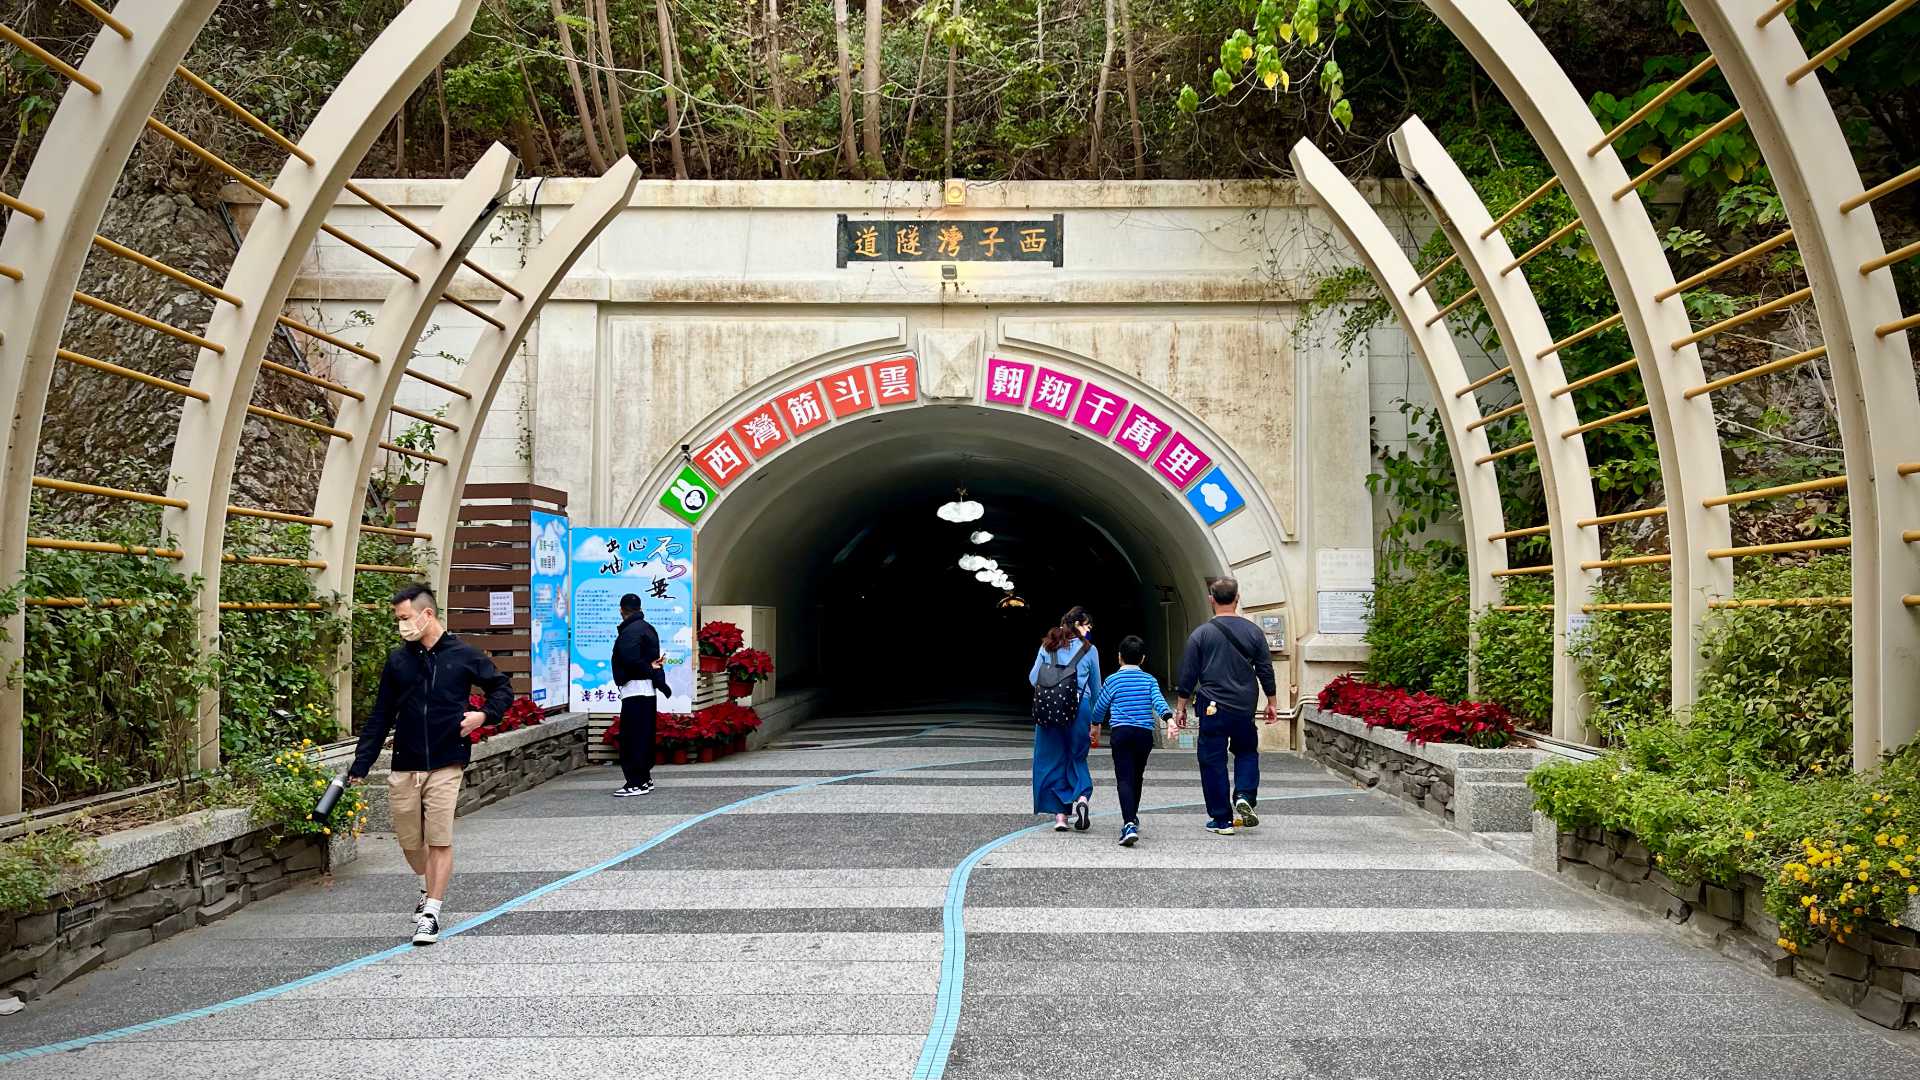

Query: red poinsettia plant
left=465, top=694, right=546, bottom=744
left=1317, top=674, right=1516, bottom=749
left=697, top=621, right=744, bottom=658
left=605, top=702, right=761, bottom=750
left=726, top=648, right=774, bottom=683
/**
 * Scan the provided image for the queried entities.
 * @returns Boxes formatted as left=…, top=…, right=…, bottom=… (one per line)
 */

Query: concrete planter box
left=361, top=713, right=591, bottom=831
left=1302, top=704, right=1551, bottom=832
left=1, top=809, right=334, bottom=1003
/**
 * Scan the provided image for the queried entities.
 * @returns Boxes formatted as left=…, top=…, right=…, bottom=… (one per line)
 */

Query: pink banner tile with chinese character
left=732, top=403, right=788, bottom=460
left=1153, top=432, right=1212, bottom=489
left=1029, top=367, right=1082, bottom=419
left=984, top=358, right=1034, bottom=406
left=1112, top=404, right=1171, bottom=461
left=693, top=431, right=751, bottom=488
left=1072, top=382, right=1129, bottom=438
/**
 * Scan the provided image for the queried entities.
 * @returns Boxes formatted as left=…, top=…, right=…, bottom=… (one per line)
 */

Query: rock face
left=36, top=189, right=336, bottom=528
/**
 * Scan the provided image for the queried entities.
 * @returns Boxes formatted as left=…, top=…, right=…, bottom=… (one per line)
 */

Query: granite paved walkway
left=3, top=712, right=1917, bottom=1078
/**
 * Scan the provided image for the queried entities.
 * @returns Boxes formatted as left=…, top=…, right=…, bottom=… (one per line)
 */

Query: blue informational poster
left=569, top=527, right=695, bottom=714
left=528, top=510, right=571, bottom=708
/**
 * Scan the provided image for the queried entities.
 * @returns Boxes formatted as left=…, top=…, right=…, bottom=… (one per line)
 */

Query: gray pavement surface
left=3, top=711, right=1916, bottom=1078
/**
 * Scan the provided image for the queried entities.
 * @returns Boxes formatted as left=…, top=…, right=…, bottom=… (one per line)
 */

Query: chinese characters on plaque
left=837, top=216, right=1064, bottom=267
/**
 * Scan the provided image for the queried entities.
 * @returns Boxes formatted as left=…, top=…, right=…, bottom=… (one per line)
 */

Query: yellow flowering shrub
left=226, top=738, right=369, bottom=847
left=1768, top=789, right=1917, bottom=951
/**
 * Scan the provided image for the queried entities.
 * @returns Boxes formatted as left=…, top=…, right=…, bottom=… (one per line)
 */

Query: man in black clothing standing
left=610, top=593, right=670, bottom=797
left=1170, top=577, right=1279, bottom=836
left=348, top=583, right=513, bottom=945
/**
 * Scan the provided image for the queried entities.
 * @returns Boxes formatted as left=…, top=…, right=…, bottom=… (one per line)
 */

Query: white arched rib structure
left=1391, top=116, right=1601, bottom=742
left=1290, top=141, right=1512, bottom=625
left=414, top=157, right=642, bottom=599
left=1421, top=0, right=1732, bottom=712
left=309, top=144, right=519, bottom=728
left=1682, top=3, right=1920, bottom=767
left=163, top=0, right=482, bottom=768
left=0, top=2, right=221, bottom=813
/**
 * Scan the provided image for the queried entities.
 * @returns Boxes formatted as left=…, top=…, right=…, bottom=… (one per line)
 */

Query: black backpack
left=1032, top=640, right=1094, bottom=728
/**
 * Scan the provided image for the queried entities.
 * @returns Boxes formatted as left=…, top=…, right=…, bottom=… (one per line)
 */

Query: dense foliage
left=1362, top=546, right=1467, bottom=702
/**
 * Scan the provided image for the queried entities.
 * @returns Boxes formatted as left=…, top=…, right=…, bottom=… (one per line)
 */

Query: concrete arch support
left=415, top=157, right=642, bottom=600
left=1289, top=140, right=1511, bottom=626
left=1390, top=117, right=1602, bottom=742
left=1681, top=2, right=1920, bottom=766
left=1420, top=0, right=1733, bottom=711
left=309, top=144, right=519, bottom=728
left=163, top=0, right=483, bottom=769
left=0, top=1, right=221, bottom=813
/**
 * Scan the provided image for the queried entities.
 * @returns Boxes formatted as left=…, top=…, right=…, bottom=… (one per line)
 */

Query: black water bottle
left=310, top=772, right=348, bottom=821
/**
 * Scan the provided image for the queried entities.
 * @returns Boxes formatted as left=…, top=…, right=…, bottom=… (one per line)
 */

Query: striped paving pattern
left=2, top=712, right=1916, bottom=1078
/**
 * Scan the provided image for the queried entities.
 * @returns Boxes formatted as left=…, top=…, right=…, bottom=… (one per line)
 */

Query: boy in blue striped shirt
left=1090, top=634, right=1173, bottom=847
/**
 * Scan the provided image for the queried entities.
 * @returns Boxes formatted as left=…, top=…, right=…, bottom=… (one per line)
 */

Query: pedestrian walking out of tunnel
left=348, top=584, right=513, bottom=945
left=1171, top=577, right=1278, bottom=835
left=1088, top=634, right=1173, bottom=847
left=1029, top=606, right=1100, bottom=832
left=611, top=592, right=671, bottom=797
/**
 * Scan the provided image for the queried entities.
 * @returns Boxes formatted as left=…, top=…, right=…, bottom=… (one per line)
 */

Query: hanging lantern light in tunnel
left=936, top=488, right=984, bottom=523
left=974, top=569, right=997, bottom=583
left=969, top=531, right=993, bottom=544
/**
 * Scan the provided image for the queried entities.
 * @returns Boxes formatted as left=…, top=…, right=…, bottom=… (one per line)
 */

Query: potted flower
left=726, top=648, right=773, bottom=700
left=697, top=620, right=744, bottom=673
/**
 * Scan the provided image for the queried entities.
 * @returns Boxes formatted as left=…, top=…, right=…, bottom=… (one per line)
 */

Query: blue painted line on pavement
left=909, top=789, right=1351, bottom=1080
left=0, top=727, right=1007, bottom=1066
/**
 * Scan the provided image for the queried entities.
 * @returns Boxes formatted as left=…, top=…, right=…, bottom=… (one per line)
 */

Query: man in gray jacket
left=1170, top=577, right=1278, bottom=835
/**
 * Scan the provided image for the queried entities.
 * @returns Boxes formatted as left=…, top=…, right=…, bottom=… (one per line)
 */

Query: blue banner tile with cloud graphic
left=1186, top=465, right=1245, bottom=525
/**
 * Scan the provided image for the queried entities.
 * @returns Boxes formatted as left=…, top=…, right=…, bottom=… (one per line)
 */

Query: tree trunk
left=435, top=64, right=452, bottom=176
left=944, top=0, right=961, bottom=176
left=594, top=0, right=629, bottom=159
left=582, top=0, right=618, bottom=166
left=861, top=0, right=884, bottom=174
left=550, top=0, right=609, bottom=172
left=1118, top=0, right=1144, bottom=180
left=833, top=0, right=860, bottom=177
left=765, top=0, right=794, bottom=179
left=898, top=17, right=935, bottom=176
left=1088, top=0, right=1115, bottom=173
left=393, top=99, right=407, bottom=175
left=520, top=57, right=565, bottom=172
left=511, top=109, right=541, bottom=174
left=654, top=0, right=689, bottom=178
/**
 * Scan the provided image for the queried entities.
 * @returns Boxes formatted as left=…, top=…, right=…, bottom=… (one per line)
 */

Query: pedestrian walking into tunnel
left=1030, top=606, right=1100, bottom=831
left=1089, top=633, right=1172, bottom=847
left=347, top=584, right=513, bottom=945
left=1171, top=577, right=1278, bottom=836
left=611, top=593, right=671, bottom=797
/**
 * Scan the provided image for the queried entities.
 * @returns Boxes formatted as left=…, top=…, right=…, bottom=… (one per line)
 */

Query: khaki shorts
left=390, top=766, right=462, bottom=851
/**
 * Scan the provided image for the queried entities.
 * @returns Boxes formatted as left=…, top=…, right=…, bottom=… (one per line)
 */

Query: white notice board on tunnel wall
left=1315, top=548, right=1374, bottom=636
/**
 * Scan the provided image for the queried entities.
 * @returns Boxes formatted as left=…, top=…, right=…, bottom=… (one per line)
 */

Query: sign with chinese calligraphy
left=1030, top=367, right=1082, bottom=419
left=1153, top=432, right=1212, bottom=490
left=1186, top=466, right=1245, bottom=525
left=569, top=527, right=695, bottom=714
left=1113, top=404, right=1171, bottom=461
left=822, top=366, right=875, bottom=417
left=693, top=431, right=750, bottom=488
left=732, top=403, right=787, bottom=459
left=1316, top=548, right=1376, bottom=592
left=1317, top=590, right=1373, bottom=635
left=528, top=510, right=570, bottom=708
left=867, top=356, right=918, bottom=405
left=776, top=383, right=831, bottom=436
left=488, top=591, right=514, bottom=627
left=985, top=358, right=1034, bottom=406
left=661, top=466, right=716, bottom=525
left=1072, top=381, right=1128, bottom=437
left=837, top=215, right=1063, bottom=266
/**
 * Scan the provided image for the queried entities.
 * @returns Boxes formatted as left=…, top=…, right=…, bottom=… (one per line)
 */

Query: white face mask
left=396, top=615, right=427, bottom=642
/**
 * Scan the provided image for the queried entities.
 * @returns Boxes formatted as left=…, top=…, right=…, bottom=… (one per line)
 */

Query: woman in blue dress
left=1029, top=606, right=1100, bottom=832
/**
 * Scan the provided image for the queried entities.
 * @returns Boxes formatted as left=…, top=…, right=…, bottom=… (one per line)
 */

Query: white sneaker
left=411, top=912, right=440, bottom=946
left=612, top=785, right=642, bottom=797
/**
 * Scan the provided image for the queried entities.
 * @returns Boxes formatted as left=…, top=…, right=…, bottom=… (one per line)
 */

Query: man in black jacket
left=348, top=583, right=512, bottom=945
left=610, top=593, right=670, bottom=797
left=1170, top=577, right=1278, bottom=836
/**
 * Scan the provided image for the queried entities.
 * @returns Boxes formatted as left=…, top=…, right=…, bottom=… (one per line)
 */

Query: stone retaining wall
left=1302, top=705, right=1548, bottom=832
left=1552, top=821, right=1920, bottom=1031
left=2, top=812, right=329, bottom=1003
left=362, top=714, right=590, bottom=832
left=1306, top=714, right=1459, bottom=821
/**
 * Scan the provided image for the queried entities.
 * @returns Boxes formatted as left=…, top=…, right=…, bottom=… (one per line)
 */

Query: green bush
left=1364, top=546, right=1469, bottom=701
left=224, top=739, right=368, bottom=848
left=0, top=825, right=99, bottom=914
left=218, top=520, right=348, bottom=760
left=1569, top=558, right=1674, bottom=744
left=348, top=530, right=432, bottom=730
left=1471, top=577, right=1555, bottom=728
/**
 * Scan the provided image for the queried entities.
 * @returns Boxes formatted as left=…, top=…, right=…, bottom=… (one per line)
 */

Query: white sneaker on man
left=411, top=912, right=440, bottom=946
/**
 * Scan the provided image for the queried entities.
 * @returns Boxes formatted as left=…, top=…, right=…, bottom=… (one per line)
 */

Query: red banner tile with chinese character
left=1030, top=367, right=1082, bottom=419
left=693, top=431, right=751, bottom=488
left=1071, top=381, right=1129, bottom=437
left=1153, top=432, right=1212, bottom=489
left=776, top=383, right=831, bottom=436
left=867, top=355, right=919, bottom=405
left=985, top=358, right=1034, bottom=406
left=1113, top=403, right=1172, bottom=461
left=732, top=402, right=788, bottom=459
left=823, top=366, right=876, bottom=417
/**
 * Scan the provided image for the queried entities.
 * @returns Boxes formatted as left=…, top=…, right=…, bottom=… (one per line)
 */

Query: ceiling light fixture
left=970, top=531, right=993, bottom=544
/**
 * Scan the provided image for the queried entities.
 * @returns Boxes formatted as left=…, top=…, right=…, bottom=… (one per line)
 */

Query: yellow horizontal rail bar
left=1563, top=403, right=1650, bottom=439
left=445, top=293, right=506, bottom=332
left=0, top=190, right=46, bottom=221
left=1456, top=365, right=1512, bottom=398
left=1757, top=0, right=1798, bottom=26
left=223, top=553, right=326, bottom=569
left=56, top=347, right=210, bottom=401
left=174, top=65, right=314, bottom=166
left=380, top=441, right=448, bottom=465
left=343, top=181, right=441, bottom=247
left=1493, top=604, right=1555, bottom=612
left=260, top=359, right=363, bottom=401
left=219, top=602, right=330, bottom=611
left=461, top=258, right=524, bottom=300
left=1491, top=564, right=1554, bottom=577
left=228, top=505, right=333, bottom=527
left=403, top=367, right=472, bottom=399
left=1554, top=358, right=1640, bottom=398
left=318, top=224, right=421, bottom=284
left=34, top=476, right=185, bottom=509
left=1788, top=0, right=1919, bottom=84
left=1583, top=602, right=1672, bottom=612
left=0, top=23, right=100, bottom=93
left=91, top=234, right=243, bottom=307
left=144, top=117, right=287, bottom=209
left=1476, top=440, right=1535, bottom=465
left=1589, top=55, right=1720, bottom=156
left=1673, top=287, right=1813, bottom=350
left=1876, top=311, right=1920, bottom=339
left=1489, top=524, right=1552, bottom=541
left=392, top=404, right=458, bottom=431
left=1709, top=596, right=1852, bottom=609
left=1502, top=218, right=1584, bottom=276
left=1581, top=553, right=1672, bottom=570
left=1906, top=595, right=1920, bottom=608
left=28, top=537, right=182, bottom=559
left=246, top=405, right=351, bottom=440
left=1481, top=176, right=1562, bottom=239
left=1708, top=536, right=1852, bottom=559
left=361, top=524, right=431, bottom=540
left=1613, top=110, right=1745, bottom=200
left=1843, top=164, right=1920, bottom=213
left=354, top=562, right=421, bottom=574
left=276, top=315, right=381, bottom=363
left=1704, top=475, right=1846, bottom=508
left=0, top=263, right=21, bottom=282
left=1684, top=345, right=1827, bottom=400
left=69, top=0, right=130, bottom=37
left=1578, top=506, right=1667, bottom=528
left=1657, top=230, right=1795, bottom=301
left=1467, top=401, right=1527, bottom=432
left=1862, top=238, right=1920, bottom=275
left=1407, top=253, right=1459, bottom=296
left=73, top=291, right=223, bottom=353
left=1539, top=312, right=1624, bottom=359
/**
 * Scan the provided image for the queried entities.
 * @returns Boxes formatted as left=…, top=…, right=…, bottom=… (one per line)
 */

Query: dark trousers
left=618, top=694, right=656, bottom=787
left=1196, top=707, right=1260, bottom=825
left=1108, top=726, right=1154, bottom=826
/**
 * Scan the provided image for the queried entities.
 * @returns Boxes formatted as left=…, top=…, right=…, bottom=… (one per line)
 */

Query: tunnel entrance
left=691, top=402, right=1229, bottom=716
